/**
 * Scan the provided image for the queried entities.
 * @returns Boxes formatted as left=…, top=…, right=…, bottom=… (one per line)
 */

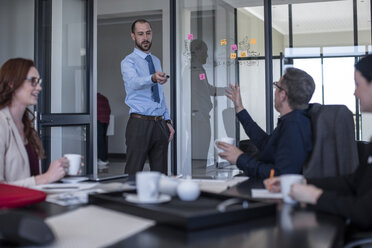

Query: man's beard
left=136, top=39, right=152, bottom=52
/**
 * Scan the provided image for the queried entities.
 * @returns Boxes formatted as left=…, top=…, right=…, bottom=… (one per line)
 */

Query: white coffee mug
left=280, top=174, right=305, bottom=204
left=136, top=171, right=161, bottom=202
left=214, top=137, right=235, bottom=153
left=64, top=154, right=82, bottom=176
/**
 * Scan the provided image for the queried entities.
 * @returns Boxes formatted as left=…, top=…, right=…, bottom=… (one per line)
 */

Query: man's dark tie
left=145, top=55, right=160, bottom=103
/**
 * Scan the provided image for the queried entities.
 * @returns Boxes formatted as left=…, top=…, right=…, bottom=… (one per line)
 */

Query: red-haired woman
left=0, top=58, right=68, bottom=187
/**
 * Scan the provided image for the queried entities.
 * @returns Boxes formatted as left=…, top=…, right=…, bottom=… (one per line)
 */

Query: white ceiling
left=232, top=0, right=371, bottom=34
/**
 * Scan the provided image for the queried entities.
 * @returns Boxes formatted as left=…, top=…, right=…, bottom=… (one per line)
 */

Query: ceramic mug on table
left=280, top=174, right=305, bottom=204
left=136, top=171, right=161, bottom=202
left=64, top=154, right=82, bottom=176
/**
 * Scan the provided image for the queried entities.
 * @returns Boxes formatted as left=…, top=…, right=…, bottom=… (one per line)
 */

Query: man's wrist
left=151, top=74, right=157, bottom=83
left=165, top=119, right=173, bottom=125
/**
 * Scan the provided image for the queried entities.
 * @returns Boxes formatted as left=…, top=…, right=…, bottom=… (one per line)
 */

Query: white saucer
left=61, top=177, right=89, bottom=184
left=124, top=194, right=171, bottom=204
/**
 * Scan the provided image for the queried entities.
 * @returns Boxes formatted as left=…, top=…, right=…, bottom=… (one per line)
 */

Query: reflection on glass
left=51, top=0, right=87, bottom=114
left=46, top=126, right=87, bottom=175
left=191, top=39, right=225, bottom=165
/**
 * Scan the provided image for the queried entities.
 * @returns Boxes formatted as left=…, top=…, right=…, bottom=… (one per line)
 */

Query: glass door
left=35, top=0, right=93, bottom=174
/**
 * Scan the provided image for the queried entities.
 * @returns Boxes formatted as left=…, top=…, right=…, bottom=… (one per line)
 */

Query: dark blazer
left=309, top=143, right=372, bottom=230
left=303, top=103, right=359, bottom=178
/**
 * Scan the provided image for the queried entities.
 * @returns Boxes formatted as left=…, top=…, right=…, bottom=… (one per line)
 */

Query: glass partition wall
left=240, top=0, right=371, bottom=142
left=176, top=1, right=237, bottom=177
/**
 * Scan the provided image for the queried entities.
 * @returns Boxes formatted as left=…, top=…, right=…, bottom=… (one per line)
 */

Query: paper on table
left=46, top=205, right=154, bottom=248
left=251, top=189, right=282, bottom=199
left=195, top=177, right=248, bottom=194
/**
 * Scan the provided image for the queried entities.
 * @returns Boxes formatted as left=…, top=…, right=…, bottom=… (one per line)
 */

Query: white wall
left=0, top=0, right=34, bottom=65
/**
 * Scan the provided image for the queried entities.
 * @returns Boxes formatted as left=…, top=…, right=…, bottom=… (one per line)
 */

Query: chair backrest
left=303, top=103, right=359, bottom=178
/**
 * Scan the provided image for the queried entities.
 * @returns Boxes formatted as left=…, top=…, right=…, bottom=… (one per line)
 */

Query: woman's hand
left=225, top=83, right=244, bottom=113
left=264, top=177, right=281, bottom=193
left=290, top=184, right=323, bottom=205
left=35, top=157, right=69, bottom=185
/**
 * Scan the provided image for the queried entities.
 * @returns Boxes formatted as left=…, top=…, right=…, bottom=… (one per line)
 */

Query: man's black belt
left=130, top=113, right=164, bottom=121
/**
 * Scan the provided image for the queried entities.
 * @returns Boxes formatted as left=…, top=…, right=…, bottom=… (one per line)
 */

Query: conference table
left=14, top=177, right=345, bottom=248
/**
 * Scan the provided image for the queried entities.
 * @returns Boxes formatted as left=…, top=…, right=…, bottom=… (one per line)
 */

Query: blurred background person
left=97, top=92, right=111, bottom=168
left=0, top=58, right=68, bottom=187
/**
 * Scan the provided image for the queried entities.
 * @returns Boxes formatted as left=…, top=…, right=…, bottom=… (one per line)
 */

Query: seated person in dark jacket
left=264, top=55, right=372, bottom=231
left=217, top=68, right=315, bottom=179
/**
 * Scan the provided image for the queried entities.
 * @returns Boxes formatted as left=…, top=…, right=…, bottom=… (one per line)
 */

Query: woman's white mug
left=64, top=154, right=82, bottom=176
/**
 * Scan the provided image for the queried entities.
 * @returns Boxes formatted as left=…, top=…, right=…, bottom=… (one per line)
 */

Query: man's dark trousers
left=125, top=117, right=169, bottom=174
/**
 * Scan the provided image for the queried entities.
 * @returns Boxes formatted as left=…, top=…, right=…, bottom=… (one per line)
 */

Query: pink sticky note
left=231, top=44, right=237, bottom=51
left=188, top=34, right=194, bottom=40
left=199, top=73, right=206, bottom=80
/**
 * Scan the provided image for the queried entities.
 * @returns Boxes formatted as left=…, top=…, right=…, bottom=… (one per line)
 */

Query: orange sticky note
left=240, top=51, right=247, bottom=57
left=250, top=38, right=256, bottom=44
left=220, top=39, right=227, bottom=46
left=230, top=53, right=236, bottom=59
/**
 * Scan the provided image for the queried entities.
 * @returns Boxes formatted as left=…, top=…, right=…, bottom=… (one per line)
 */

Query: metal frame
left=34, top=0, right=94, bottom=173
left=170, top=0, right=177, bottom=175
left=264, top=0, right=274, bottom=134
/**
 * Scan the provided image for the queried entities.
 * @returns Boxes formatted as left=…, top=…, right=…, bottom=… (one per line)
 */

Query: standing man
left=121, top=19, right=174, bottom=175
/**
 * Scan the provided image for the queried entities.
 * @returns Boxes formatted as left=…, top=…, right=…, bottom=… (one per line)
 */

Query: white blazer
left=0, top=107, right=37, bottom=187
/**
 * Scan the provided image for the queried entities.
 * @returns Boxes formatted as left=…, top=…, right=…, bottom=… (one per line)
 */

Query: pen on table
left=268, top=169, right=275, bottom=191
left=42, top=186, right=79, bottom=190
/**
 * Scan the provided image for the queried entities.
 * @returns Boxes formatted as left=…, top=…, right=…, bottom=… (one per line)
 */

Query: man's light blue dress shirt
left=121, top=48, right=170, bottom=120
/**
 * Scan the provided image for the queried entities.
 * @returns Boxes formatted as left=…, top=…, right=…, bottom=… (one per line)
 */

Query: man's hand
left=167, top=122, right=175, bottom=143
left=152, top=71, right=169, bottom=85
left=225, top=83, right=244, bottom=113
left=217, top=141, right=243, bottom=164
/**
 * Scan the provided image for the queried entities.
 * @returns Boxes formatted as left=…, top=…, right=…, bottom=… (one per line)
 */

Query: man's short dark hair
left=131, top=19, right=152, bottom=33
left=281, top=67, right=315, bottom=110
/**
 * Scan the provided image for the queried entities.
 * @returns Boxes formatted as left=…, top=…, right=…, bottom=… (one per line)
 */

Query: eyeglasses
left=25, top=77, right=42, bottom=87
left=273, top=81, right=286, bottom=93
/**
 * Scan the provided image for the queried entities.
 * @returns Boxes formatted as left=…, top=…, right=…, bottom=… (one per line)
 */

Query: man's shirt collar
left=134, top=48, right=152, bottom=59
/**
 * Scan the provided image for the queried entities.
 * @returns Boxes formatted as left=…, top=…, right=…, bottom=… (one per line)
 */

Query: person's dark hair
left=190, top=39, right=207, bottom=55
left=281, top=67, right=315, bottom=110
left=355, top=55, right=372, bottom=83
left=131, top=19, right=152, bottom=33
left=0, top=58, right=45, bottom=158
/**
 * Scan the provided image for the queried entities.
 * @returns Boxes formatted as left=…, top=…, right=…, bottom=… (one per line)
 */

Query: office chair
left=303, top=103, right=359, bottom=178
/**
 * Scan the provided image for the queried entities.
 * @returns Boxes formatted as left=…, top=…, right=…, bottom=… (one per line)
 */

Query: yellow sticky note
left=230, top=53, right=236, bottom=59
left=250, top=38, right=256, bottom=44
left=240, top=51, right=247, bottom=57
left=220, top=39, right=227, bottom=46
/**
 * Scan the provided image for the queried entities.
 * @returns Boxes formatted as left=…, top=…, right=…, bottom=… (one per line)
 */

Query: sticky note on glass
left=199, top=73, right=206, bottom=80
left=220, top=39, right=227, bottom=46
left=250, top=38, right=256, bottom=44
left=230, top=53, right=236, bottom=59
left=240, top=51, right=247, bottom=57
left=188, top=34, right=194, bottom=40
left=231, top=44, right=237, bottom=51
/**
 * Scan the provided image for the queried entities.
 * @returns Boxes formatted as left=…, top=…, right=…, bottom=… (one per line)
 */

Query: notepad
left=251, top=189, right=282, bottom=199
